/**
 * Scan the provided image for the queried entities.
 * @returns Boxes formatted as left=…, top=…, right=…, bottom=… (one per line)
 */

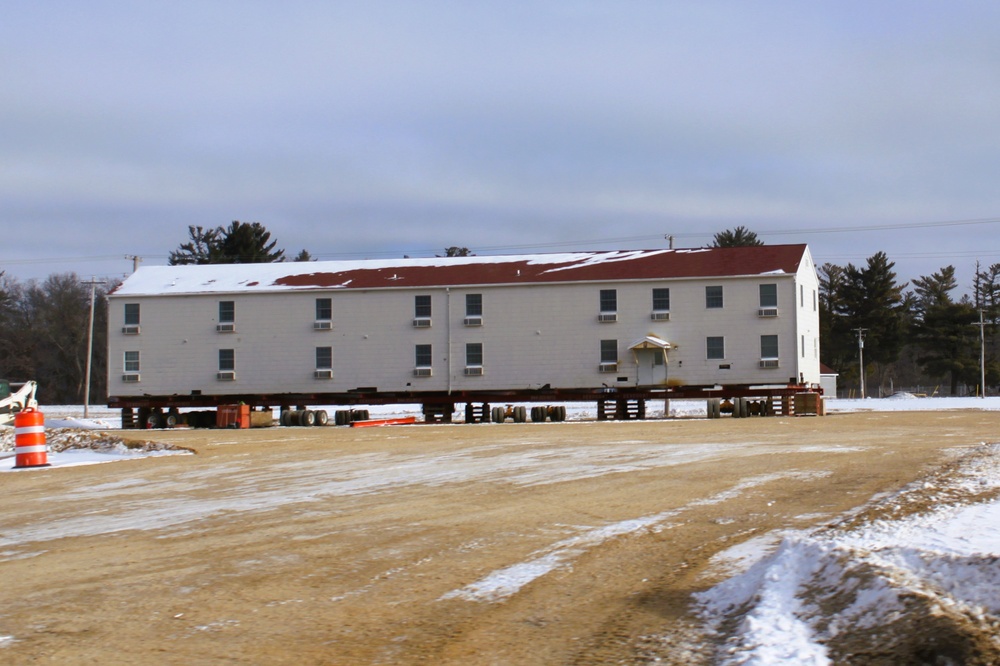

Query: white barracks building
left=107, top=244, right=821, bottom=419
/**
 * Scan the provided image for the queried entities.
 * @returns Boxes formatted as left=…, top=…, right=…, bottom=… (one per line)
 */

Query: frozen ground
left=3, top=395, right=1000, bottom=663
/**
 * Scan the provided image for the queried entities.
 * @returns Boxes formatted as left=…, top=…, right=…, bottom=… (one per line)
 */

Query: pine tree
left=711, top=226, right=763, bottom=247
left=210, top=221, right=285, bottom=264
left=836, top=252, right=910, bottom=395
left=169, top=226, right=221, bottom=265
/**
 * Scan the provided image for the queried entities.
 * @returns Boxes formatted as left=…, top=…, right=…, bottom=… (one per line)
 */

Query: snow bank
left=0, top=426, right=192, bottom=471
left=696, top=443, right=1000, bottom=664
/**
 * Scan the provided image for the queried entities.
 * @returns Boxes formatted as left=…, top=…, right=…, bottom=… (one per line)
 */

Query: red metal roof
left=273, top=245, right=809, bottom=290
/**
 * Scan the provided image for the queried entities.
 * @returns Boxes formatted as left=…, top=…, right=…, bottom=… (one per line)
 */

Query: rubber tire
left=514, top=406, right=527, bottom=423
left=315, top=410, right=329, bottom=426
left=491, top=406, right=505, bottom=423
left=299, top=410, right=316, bottom=427
left=731, top=397, right=743, bottom=418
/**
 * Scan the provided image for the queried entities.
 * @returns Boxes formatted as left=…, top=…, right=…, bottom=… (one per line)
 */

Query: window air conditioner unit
left=759, top=359, right=780, bottom=369
left=464, top=366, right=483, bottom=376
left=217, top=370, right=236, bottom=380
left=463, top=316, right=483, bottom=327
left=217, top=323, right=236, bottom=332
left=650, top=311, right=670, bottom=321
left=122, top=325, right=140, bottom=335
left=314, top=369, right=333, bottom=379
left=412, top=318, right=432, bottom=328
left=758, top=308, right=779, bottom=318
left=597, top=313, right=618, bottom=323
left=413, top=367, right=433, bottom=377
left=122, top=373, right=140, bottom=383
left=599, top=362, right=619, bottom=372
left=313, top=320, right=332, bottom=330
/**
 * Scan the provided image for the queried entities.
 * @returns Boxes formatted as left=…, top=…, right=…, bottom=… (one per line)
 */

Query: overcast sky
left=4, top=1, right=1000, bottom=293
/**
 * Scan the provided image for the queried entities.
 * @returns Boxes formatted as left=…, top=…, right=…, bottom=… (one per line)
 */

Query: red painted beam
left=350, top=416, right=418, bottom=428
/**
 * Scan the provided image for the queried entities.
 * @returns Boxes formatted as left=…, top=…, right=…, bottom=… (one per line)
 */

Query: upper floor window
left=706, top=336, right=725, bottom=359
left=466, top=294, right=482, bottom=317
left=414, top=295, right=432, bottom=318
left=759, top=284, right=778, bottom=308
left=316, top=346, right=332, bottom=369
left=124, top=303, right=140, bottom=326
left=316, top=298, right=332, bottom=321
left=217, top=301, right=236, bottom=332
left=652, top=288, right=670, bottom=311
left=600, top=289, right=617, bottom=313
left=706, top=286, right=723, bottom=309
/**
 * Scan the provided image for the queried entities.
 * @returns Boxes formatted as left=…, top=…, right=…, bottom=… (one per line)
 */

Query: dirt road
left=2, top=411, right=995, bottom=664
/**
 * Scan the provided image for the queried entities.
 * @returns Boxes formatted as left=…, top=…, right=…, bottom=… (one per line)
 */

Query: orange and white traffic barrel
left=14, top=409, right=49, bottom=469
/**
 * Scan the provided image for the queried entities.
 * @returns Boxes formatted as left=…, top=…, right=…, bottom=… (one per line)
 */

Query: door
left=635, top=349, right=668, bottom=387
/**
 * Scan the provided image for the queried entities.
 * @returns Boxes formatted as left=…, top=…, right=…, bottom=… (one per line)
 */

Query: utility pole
left=854, top=328, right=867, bottom=399
left=979, top=308, right=986, bottom=398
left=82, top=277, right=105, bottom=418
left=125, top=255, right=142, bottom=273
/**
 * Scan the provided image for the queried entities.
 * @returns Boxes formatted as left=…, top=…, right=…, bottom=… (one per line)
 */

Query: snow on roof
left=111, top=245, right=808, bottom=296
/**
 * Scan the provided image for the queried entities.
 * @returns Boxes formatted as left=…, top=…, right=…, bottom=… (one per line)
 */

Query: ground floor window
left=415, top=344, right=432, bottom=367
left=706, top=336, right=725, bottom=360
left=316, top=346, right=332, bottom=369
left=761, top=335, right=779, bottom=359
left=466, top=342, right=483, bottom=366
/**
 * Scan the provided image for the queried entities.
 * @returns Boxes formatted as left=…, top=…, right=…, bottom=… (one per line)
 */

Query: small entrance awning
left=629, top=335, right=672, bottom=351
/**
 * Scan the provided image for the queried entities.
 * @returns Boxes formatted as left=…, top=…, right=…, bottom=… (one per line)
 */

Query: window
left=466, top=294, right=482, bottom=317
left=316, top=298, right=332, bottom=321
left=800, top=285, right=805, bottom=307
left=219, top=349, right=235, bottom=371
left=124, top=351, right=140, bottom=373
left=761, top=335, right=779, bottom=359
left=415, top=295, right=432, bottom=318
left=802, top=335, right=806, bottom=358
left=600, top=339, right=618, bottom=364
left=652, top=288, right=670, bottom=311
left=466, top=342, right=483, bottom=366
left=219, top=301, right=235, bottom=323
left=124, top=303, right=140, bottom=326
left=813, top=290, right=817, bottom=312
left=707, top=336, right=725, bottom=359
left=600, top=289, right=617, bottom=313
left=316, top=346, right=332, bottom=369
left=598, top=289, right=618, bottom=322
left=415, top=344, right=432, bottom=368
left=706, top=286, right=723, bottom=309
left=759, top=284, right=778, bottom=308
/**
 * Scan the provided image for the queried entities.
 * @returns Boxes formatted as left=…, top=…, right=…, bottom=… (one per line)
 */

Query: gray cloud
left=4, top=2, right=1000, bottom=288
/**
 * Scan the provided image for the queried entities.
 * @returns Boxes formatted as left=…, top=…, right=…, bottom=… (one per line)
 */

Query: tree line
left=820, top=254, right=1000, bottom=396
left=1, top=223, right=997, bottom=403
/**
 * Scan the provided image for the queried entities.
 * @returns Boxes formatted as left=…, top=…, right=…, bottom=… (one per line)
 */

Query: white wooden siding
left=108, top=270, right=820, bottom=396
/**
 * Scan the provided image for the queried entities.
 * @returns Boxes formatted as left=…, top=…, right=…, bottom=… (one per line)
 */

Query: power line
left=4, top=215, right=1000, bottom=266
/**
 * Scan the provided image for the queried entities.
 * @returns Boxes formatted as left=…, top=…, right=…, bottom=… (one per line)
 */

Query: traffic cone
left=14, top=409, right=49, bottom=469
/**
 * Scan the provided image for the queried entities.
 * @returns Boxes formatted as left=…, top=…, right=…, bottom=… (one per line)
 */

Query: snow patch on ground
left=694, top=443, right=1000, bottom=664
